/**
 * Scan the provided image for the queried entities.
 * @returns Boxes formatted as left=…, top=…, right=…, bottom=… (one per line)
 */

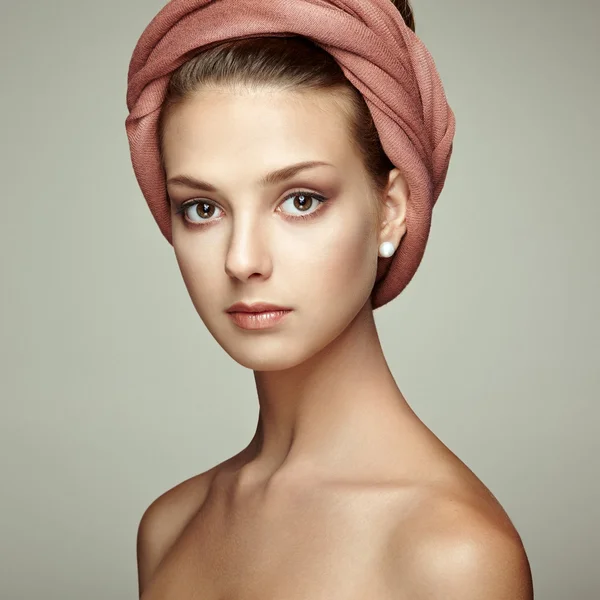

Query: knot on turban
left=125, top=0, right=456, bottom=309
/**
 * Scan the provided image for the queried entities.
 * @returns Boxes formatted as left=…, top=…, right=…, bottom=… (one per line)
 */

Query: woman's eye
left=178, top=200, right=223, bottom=225
left=176, top=191, right=327, bottom=226
left=279, top=191, right=327, bottom=218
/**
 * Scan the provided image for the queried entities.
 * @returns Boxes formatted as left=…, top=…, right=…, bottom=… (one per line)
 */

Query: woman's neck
left=234, top=302, right=427, bottom=490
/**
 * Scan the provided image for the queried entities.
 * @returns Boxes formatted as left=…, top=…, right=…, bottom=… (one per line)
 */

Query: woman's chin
left=213, top=330, right=310, bottom=371
left=225, top=350, right=304, bottom=372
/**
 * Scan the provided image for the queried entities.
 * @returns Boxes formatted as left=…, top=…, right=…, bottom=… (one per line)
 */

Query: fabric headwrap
left=125, top=0, right=456, bottom=309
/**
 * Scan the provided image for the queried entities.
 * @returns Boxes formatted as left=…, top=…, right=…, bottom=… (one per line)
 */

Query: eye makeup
left=174, top=190, right=331, bottom=228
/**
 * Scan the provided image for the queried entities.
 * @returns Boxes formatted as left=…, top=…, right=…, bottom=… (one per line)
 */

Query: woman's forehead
left=161, top=89, right=357, bottom=172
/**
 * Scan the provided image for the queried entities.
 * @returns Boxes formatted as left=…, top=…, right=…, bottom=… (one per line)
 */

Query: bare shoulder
left=385, top=489, right=534, bottom=600
left=137, top=468, right=214, bottom=544
left=135, top=456, right=235, bottom=596
left=136, top=470, right=211, bottom=595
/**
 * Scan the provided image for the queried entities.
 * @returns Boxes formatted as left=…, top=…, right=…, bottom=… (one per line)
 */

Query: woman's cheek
left=326, top=217, right=375, bottom=286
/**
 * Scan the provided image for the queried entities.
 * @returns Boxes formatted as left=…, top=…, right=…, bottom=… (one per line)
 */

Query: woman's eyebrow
left=166, top=160, right=335, bottom=192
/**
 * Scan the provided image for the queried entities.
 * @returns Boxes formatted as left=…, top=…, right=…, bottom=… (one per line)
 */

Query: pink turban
left=125, top=0, right=456, bottom=309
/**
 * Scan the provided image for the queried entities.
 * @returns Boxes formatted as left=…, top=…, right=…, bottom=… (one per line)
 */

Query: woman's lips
left=227, top=309, right=292, bottom=330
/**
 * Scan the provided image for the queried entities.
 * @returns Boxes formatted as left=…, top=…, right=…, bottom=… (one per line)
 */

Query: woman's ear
left=378, top=168, right=408, bottom=249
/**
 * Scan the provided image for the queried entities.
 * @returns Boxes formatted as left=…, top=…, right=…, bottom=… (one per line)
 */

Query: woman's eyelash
left=174, top=191, right=329, bottom=226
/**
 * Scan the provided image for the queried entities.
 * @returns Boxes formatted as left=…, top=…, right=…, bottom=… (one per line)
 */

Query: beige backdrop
left=1, top=0, right=598, bottom=598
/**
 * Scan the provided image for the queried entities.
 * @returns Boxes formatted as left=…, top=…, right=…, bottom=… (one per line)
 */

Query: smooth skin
left=136, top=86, right=533, bottom=599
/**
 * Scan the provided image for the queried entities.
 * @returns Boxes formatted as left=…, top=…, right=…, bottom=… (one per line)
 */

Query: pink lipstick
left=225, top=301, right=293, bottom=330
left=227, top=309, right=292, bottom=330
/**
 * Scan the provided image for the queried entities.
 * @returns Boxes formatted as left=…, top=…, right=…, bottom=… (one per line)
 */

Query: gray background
left=1, top=0, right=598, bottom=598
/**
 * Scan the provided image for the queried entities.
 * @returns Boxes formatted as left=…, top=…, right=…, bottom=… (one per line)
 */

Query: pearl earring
left=379, top=241, right=395, bottom=258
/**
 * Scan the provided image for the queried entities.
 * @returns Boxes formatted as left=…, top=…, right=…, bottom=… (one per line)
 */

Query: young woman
left=125, top=1, right=533, bottom=598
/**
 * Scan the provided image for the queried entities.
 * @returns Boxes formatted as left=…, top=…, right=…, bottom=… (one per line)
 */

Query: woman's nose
left=224, top=219, right=272, bottom=282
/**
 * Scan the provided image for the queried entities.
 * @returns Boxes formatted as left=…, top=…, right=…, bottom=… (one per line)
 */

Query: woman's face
left=161, top=87, right=382, bottom=370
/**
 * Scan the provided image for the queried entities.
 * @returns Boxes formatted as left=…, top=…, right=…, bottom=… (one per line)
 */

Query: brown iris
left=195, top=202, right=215, bottom=219
left=293, top=193, right=313, bottom=211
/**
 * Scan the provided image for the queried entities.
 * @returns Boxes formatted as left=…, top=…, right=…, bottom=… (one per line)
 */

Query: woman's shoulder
left=397, top=446, right=523, bottom=548
left=138, top=450, right=245, bottom=527
left=135, top=453, right=242, bottom=594
left=381, top=470, right=532, bottom=599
